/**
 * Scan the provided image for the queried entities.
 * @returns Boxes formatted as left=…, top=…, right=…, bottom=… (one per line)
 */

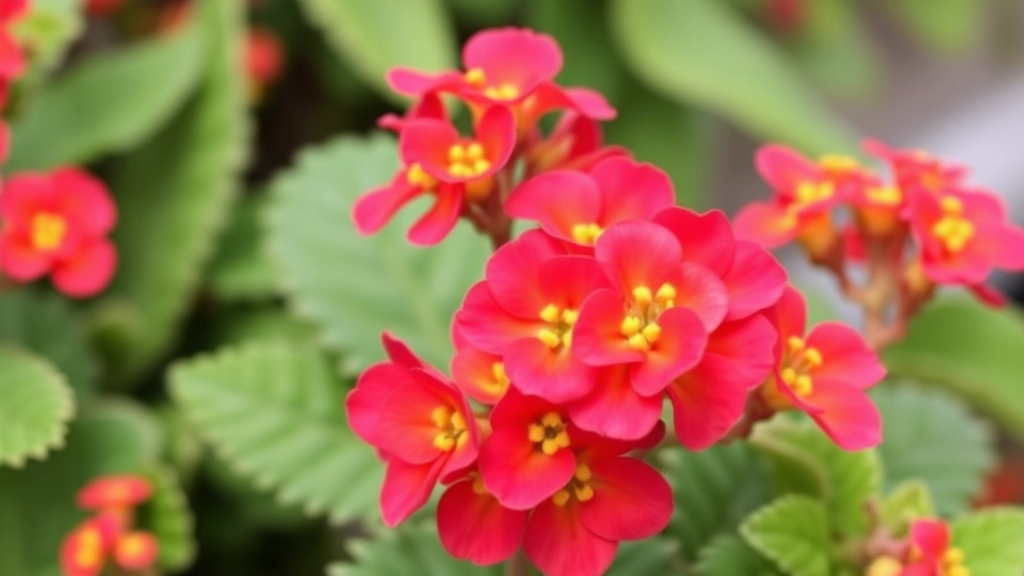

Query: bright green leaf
left=328, top=524, right=499, bottom=576
left=142, top=466, right=196, bottom=571
left=696, top=534, right=779, bottom=576
left=873, top=384, right=994, bottom=516
left=609, top=0, right=856, bottom=154
left=884, top=296, right=1024, bottom=442
left=98, top=0, right=248, bottom=385
left=884, top=0, right=980, bottom=53
left=750, top=416, right=881, bottom=535
left=659, top=442, right=772, bottom=560
left=206, top=193, right=280, bottom=302
left=740, top=495, right=830, bottom=576
left=0, top=346, right=74, bottom=468
left=787, top=0, right=879, bottom=96
left=297, top=0, right=456, bottom=98
left=953, top=508, right=1024, bottom=576
left=881, top=480, right=935, bottom=538
left=9, top=24, right=204, bottom=171
left=170, top=340, right=381, bottom=522
left=266, top=134, right=489, bottom=373
left=0, top=290, right=97, bottom=399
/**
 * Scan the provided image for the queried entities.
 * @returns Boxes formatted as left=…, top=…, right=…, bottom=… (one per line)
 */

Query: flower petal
left=672, top=262, right=730, bottom=331
left=595, top=220, right=683, bottom=295
left=407, top=185, right=463, bottom=246
left=437, top=480, right=528, bottom=566
left=573, top=288, right=645, bottom=366
left=504, top=337, right=596, bottom=404
left=568, top=365, right=663, bottom=441
left=524, top=499, right=618, bottom=576
left=351, top=173, right=422, bottom=236
left=399, top=118, right=460, bottom=178
left=484, top=229, right=565, bottom=319
left=579, top=457, right=673, bottom=541
left=630, top=306, right=708, bottom=396
left=463, top=28, right=562, bottom=90
left=805, top=322, right=886, bottom=388
left=722, top=241, right=788, bottom=320
left=804, top=379, right=882, bottom=451
left=504, top=170, right=602, bottom=243
left=733, top=201, right=797, bottom=248
left=455, top=281, right=543, bottom=355
left=755, top=144, right=820, bottom=192
left=380, top=457, right=444, bottom=527
left=653, top=207, right=735, bottom=277
left=53, top=168, right=117, bottom=237
left=0, top=234, right=51, bottom=282
left=386, top=67, right=466, bottom=96
left=479, top=426, right=576, bottom=510
left=589, top=157, right=674, bottom=225
left=51, top=239, right=117, bottom=298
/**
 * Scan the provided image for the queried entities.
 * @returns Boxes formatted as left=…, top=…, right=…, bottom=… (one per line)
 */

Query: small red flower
left=400, top=104, right=516, bottom=186
left=0, top=168, right=118, bottom=298
left=245, top=26, right=285, bottom=99
left=520, top=111, right=627, bottom=176
left=900, top=519, right=969, bottom=576
left=60, top=514, right=121, bottom=576
left=759, top=287, right=885, bottom=450
left=864, top=139, right=968, bottom=196
left=345, top=334, right=480, bottom=526
left=437, top=470, right=529, bottom=566
left=505, top=157, right=675, bottom=247
left=0, top=0, right=27, bottom=83
left=112, top=532, right=159, bottom=571
left=77, top=474, right=152, bottom=511
left=451, top=338, right=511, bottom=406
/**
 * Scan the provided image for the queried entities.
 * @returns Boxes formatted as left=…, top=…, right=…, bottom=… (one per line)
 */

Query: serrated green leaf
left=141, top=466, right=196, bottom=571
left=952, top=508, right=1024, bottom=576
left=609, top=0, right=856, bottom=155
left=170, top=340, right=381, bottom=522
left=297, top=0, right=456, bottom=98
left=873, top=384, right=994, bottom=516
left=0, top=401, right=160, bottom=576
left=206, top=193, right=279, bottom=302
left=750, top=416, right=881, bottom=535
left=659, top=442, right=772, bottom=560
left=98, top=0, right=248, bottom=385
left=606, top=538, right=680, bottom=576
left=741, top=495, right=830, bottom=576
left=884, top=296, right=1024, bottom=443
left=266, top=134, right=489, bottom=373
left=696, top=534, right=779, bottom=576
left=881, top=480, right=935, bottom=538
left=0, top=346, right=74, bottom=468
left=0, top=290, right=97, bottom=399
left=884, top=0, right=980, bottom=53
left=8, top=24, right=203, bottom=171
left=328, top=525, right=500, bottom=576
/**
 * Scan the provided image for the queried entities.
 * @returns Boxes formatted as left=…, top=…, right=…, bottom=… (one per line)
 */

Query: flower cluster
left=735, top=142, right=1024, bottom=344
left=866, top=519, right=970, bottom=576
left=60, top=475, right=159, bottom=576
left=0, top=0, right=28, bottom=161
left=346, top=26, right=892, bottom=576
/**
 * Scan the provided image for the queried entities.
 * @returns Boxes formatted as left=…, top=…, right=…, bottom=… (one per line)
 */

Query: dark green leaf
left=206, top=193, right=280, bottom=302
left=696, top=534, right=779, bottom=576
left=328, top=524, right=499, bottom=576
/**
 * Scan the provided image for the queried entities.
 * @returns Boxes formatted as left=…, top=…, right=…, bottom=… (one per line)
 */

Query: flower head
left=0, top=0, right=27, bottom=82
left=77, top=475, right=152, bottom=511
left=864, top=139, right=968, bottom=196
left=903, top=519, right=970, bottom=576
left=60, top=513, right=121, bottom=576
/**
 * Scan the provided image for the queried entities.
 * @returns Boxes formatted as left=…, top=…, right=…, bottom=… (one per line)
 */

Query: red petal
left=479, top=426, right=576, bottom=510
left=113, top=532, right=158, bottom=570
left=54, top=168, right=116, bottom=236
left=755, top=144, right=820, bottom=193
left=804, top=379, right=882, bottom=450
left=568, top=365, right=663, bottom=440
left=771, top=286, right=808, bottom=344
left=733, top=201, right=797, bottom=248
left=463, top=27, right=562, bottom=89
left=504, top=337, right=596, bottom=403
left=524, top=499, right=618, bottom=576
left=504, top=170, right=601, bottom=243
left=386, top=67, right=465, bottom=96
left=455, top=281, right=543, bottom=355
left=573, top=289, right=644, bottom=366
left=346, top=363, right=410, bottom=450
left=530, top=83, right=616, bottom=121
left=672, top=262, right=729, bottom=331
left=968, top=283, right=1007, bottom=307
left=437, top=480, right=528, bottom=565
left=451, top=344, right=507, bottom=405
left=381, top=332, right=429, bottom=371
left=399, top=118, right=460, bottom=178
left=589, top=157, right=674, bottom=225
left=806, top=322, right=886, bottom=388
left=653, top=207, right=735, bottom=277
left=485, top=229, right=565, bottom=319
left=579, top=457, right=673, bottom=541
left=630, top=307, right=708, bottom=397
left=0, top=173, right=54, bottom=221
left=595, top=220, right=682, bottom=295
left=538, top=255, right=610, bottom=309
left=380, top=458, right=444, bottom=527
left=408, top=185, right=462, bottom=246
left=52, top=239, right=117, bottom=298
left=474, top=105, right=517, bottom=170
left=377, top=375, right=454, bottom=464
left=722, top=241, right=788, bottom=320
left=0, top=234, right=51, bottom=281
left=0, top=31, right=25, bottom=79
left=910, top=519, right=950, bottom=560
left=351, top=173, right=421, bottom=236
left=78, top=474, right=152, bottom=509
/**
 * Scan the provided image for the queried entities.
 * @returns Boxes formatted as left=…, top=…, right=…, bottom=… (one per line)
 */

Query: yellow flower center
left=620, top=283, right=676, bottom=351
left=795, top=180, right=835, bottom=205
left=866, top=185, right=902, bottom=206
left=74, top=527, right=103, bottom=569
left=431, top=405, right=469, bottom=452
left=527, top=412, right=571, bottom=456
left=463, top=67, right=520, bottom=100
left=30, top=212, right=67, bottom=251
left=537, top=304, right=578, bottom=350
left=865, top=556, right=903, bottom=576
left=406, top=163, right=437, bottom=189
left=570, top=223, right=603, bottom=245
left=553, top=463, right=595, bottom=506
left=486, top=362, right=511, bottom=396
left=931, top=196, right=974, bottom=254
left=762, top=336, right=824, bottom=410
left=447, top=141, right=492, bottom=178
left=940, top=547, right=970, bottom=576
left=818, top=154, right=860, bottom=174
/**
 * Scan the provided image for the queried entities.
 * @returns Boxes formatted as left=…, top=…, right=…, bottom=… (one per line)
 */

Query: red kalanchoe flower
left=847, top=173, right=907, bottom=239
left=901, top=519, right=970, bottom=576
left=0, top=168, right=118, bottom=298
left=60, top=513, right=122, bottom=576
left=377, top=92, right=447, bottom=134
left=505, top=157, right=675, bottom=247
left=520, top=111, right=627, bottom=176
left=759, top=287, right=885, bottom=450
left=437, top=470, right=529, bottom=566
left=864, top=139, right=968, bottom=196
left=455, top=230, right=609, bottom=403
left=387, top=27, right=614, bottom=127
left=77, top=474, right=152, bottom=511
left=346, top=334, right=480, bottom=526
left=521, top=431, right=673, bottom=576
left=451, top=338, right=511, bottom=406
left=0, top=0, right=27, bottom=83
left=907, top=189, right=1024, bottom=288
left=245, top=26, right=285, bottom=100
left=112, top=532, right=159, bottom=571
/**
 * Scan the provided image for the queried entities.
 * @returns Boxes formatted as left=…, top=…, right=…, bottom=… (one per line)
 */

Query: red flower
left=573, top=220, right=724, bottom=398
left=907, top=189, right=1024, bottom=287
left=345, top=334, right=480, bottom=526
left=387, top=28, right=614, bottom=127
left=901, top=519, right=969, bottom=576
left=520, top=111, right=627, bottom=176
left=112, top=532, right=159, bottom=571
left=77, top=475, right=152, bottom=511
left=864, top=139, right=967, bottom=196
left=60, top=513, right=122, bottom=576
left=0, top=168, right=118, bottom=298
left=454, top=230, right=608, bottom=403
left=0, top=0, right=27, bottom=83
left=451, top=337, right=510, bottom=406
left=245, top=27, right=284, bottom=98
left=759, top=287, right=885, bottom=450
left=505, top=157, right=675, bottom=247
left=521, top=431, right=672, bottom=576
left=437, top=471, right=529, bottom=566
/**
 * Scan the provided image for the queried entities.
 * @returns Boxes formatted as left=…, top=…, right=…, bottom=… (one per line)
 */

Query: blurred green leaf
left=884, top=296, right=1024, bottom=443
left=606, top=538, right=680, bottom=576
left=206, top=193, right=279, bottom=302
left=884, top=0, right=981, bottom=53
left=8, top=24, right=203, bottom=171
left=881, top=480, right=935, bottom=538
left=873, top=384, right=994, bottom=516
left=0, top=290, right=97, bottom=399
left=696, top=534, right=779, bottom=576
left=0, top=346, right=73, bottom=469
left=266, top=134, right=488, bottom=373
left=206, top=305, right=318, bottom=349
left=610, top=0, right=856, bottom=154
left=202, top=455, right=309, bottom=531
left=953, top=508, right=1024, bottom=576
left=659, top=442, right=772, bottom=561
left=788, top=0, right=879, bottom=96
left=170, top=340, right=381, bottom=522
left=99, top=0, right=248, bottom=385
left=12, top=0, right=83, bottom=74
left=445, top=0, right=516, bottom=27
left=750, top=417, right=881, bottom=535
left=328, top=524, right=500, bottom=576
left=740, top=495, right=830, bottom=576
left=297, top=0, right=456, bottom=98
left=143, top=466, right=196, bottom=572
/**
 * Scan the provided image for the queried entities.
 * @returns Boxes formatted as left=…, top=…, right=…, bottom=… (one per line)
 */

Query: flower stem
left=506, top=550, right=531, bottom=576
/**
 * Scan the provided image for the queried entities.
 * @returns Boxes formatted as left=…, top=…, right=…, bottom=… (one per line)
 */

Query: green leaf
left=787, top=0, right=879, bottom=96
left=880, top=480, right=935, bottom=538
left=696, top=534, right=779, bottom=576
left=0, top=401, right=160, bottom=576
left=0, top=290, right=97, bottom=399
left=266, top=134, right=489, bottom=373
left=873, top=384, right=994, bottom=516
left=141, top=466, right=196, bottom=571
left=659, top=442, right=772, bottom=560
left=884, top=296, right=1024, bottom=442
left=609, top=0, right=856, bottom=155
left=12, top=0, right=83, bottom=74
left=297, top=0, right=456, bottom=98
left=749, top=416, right=881, bottom=535
left=205, top=305, right=318, bottom=349
left=953, top=508, right=1024, bottom=576
left=206, top=193, right=279, bottom=302
left=98, top=0, right=248, bottom=385
left=8, top=24, right=203, bottom=171
left=884, top=0, right=980, bottom=53
left=740, top=495, right=830, bottom=576
left=606, top=538, right=680, bottom=576
left=328, top=525, right=499, bottom=576
left=170, top=340, right=381, bottom=522
left=0, top=346, right=74, bottom=468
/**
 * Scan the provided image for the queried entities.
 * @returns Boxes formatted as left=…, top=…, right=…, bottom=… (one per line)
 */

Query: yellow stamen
left=940, top=196, right=963, bottom=214
left=866, top=185, right=902, bottom=206
left=656, top=283, right=676, bottom=303
left=570, top=223, right=602, bottom=245
left=574, top=484, right=595, bottom=502
left=30, top=213, right=67, bottom=251
left=620, top=316, right=642, bottom=337
left=787, top=336, right=805, bottom=352
left=447, top=141, right=492, bottom=178
left=448, top=144, right=466, bottom=163
left=818, top=154, right=860, bottom=173
left=540, top=304, right=561, bottom=323
left=804, top=348, right=823, bottom=367
left=406, top=163, right=436, bottom=188
left=464, top=68, right=486, bottom=87
left=795, top=180, right=834, bottom=204
left=574, top=463, right=592, bottom=482
left=561, top=309, right=578, bottom=325
left=944, top=548, right=965, bottom=565
left=641, top=322, right=661, bottom=344
left=552, top=490, right=571, bottom=506
left=466, top=142, right=484, bottom=161
left=865, top=556, right=903, bottom=576
left=75, top=529, right=103, bottom=567
left=538, top=328, right=561, bottom=349
left=632, top=286, right=653, bottom=306
left=528, top=424, right=546, bottom=443
left=490, top=362, right=510, bottom=394
left=628, top=333, right=650, bottom=351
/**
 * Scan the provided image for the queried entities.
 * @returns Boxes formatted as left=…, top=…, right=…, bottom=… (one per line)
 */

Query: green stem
left=505, top=550, right=530, bottom=576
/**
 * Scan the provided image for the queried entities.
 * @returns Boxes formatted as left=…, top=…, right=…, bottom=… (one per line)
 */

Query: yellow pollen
left=931, top=198, right=974, bottom=253
left=531, top=412, right=570, bottom=455
left=466, top=142, right=484, bottom=161
left=818, top=154, right=860, bottom=173
left=561, top=309, right=578, bottom=325
left=795, top=180, right=834, bottom=204
left=944, top=548, right=965, bottom=565
left=490, top=362, right=510, bottom=393
left=628, top=333, right=650, bottom=351
left=632, top=286, right=653, bottom=306
left=538, top=328, right=562, bottom=349
left=867, top=185, right=902, bottom=206
left=620, top=316, right=642, bottom=337
left=541, top=412, right=563, bottom=427
left=941, top=196, right=964, bottom=214
left=464, top=68, right=486, bottom=87
left=528, top=423, right=546, bottom=443
left=804, top=348, right=823, bottom=367
left=75, top=528, right=103, bottom=567
left=553, top=489, right=571, bottom=506
left=30, top=212, right=67, bottom=251
left=656, top=283, right=676, bottom=302
left=781, top=367, right=798, bottom=385
left=866, top=556, right=903, bottom=576
left=540, top=304, right=561, bottom=323
left=641, top=322, right=661, bottom=343
left=574, top=484, right=595, bottom=502
left=406, top=163, right=437, bottom=188
left=483, top=83, right=520, bottom=100
left=447, top=142, right=492, bottom=178
left=574, top=463, right=592, bottom=482
left=472, top=475, right=487, bottom=495
left=571, top=223, right=603, bottom=245
left=431, top=405, right=467, bottom=452
left=787, top=336, right=805, bottom=352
